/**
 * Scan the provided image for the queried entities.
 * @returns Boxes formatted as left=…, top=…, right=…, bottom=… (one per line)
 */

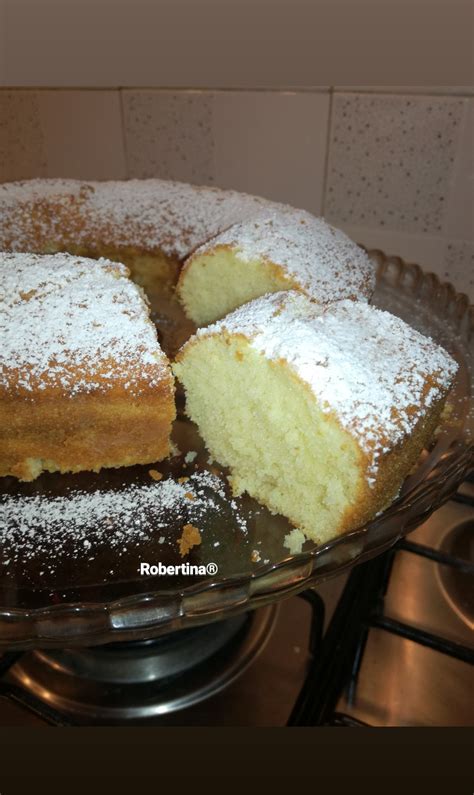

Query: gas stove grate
left=288, top=487, right=474, bottom=726
left=397, top=538, right=473, bottom=573
left=326, top=713, right=369, bottom=727
left=0, top=679, right=73, bottom=726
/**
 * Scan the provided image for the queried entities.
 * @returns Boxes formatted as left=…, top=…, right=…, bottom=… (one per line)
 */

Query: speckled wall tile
left=444, top=98, right=473, bottom=241
left=122, top=91, right=214, bottom=184
left=212, top=91, right=329, bottom=214
left=38, top=90, right=127, bottom=180
left=336, top=223, right=444, bottom=271
left=335, top=222, right=473, bottom=301
left=442, top=240, right=474, bottom=297
left=325, top=93, right=465, bottom=235
left=0, top=90, right=46, bottom=181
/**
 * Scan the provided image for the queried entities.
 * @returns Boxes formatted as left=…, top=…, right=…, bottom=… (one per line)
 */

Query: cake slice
left=173, top=292, right=458, bottom=544
left=176, top=209, right=375, bottom=326
left=0, top=252, right=175, bottom=481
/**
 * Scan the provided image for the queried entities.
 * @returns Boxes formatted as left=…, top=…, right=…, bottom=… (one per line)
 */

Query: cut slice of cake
left=0, top=252, right=175, bottom=481
left=173, top=292, right=458, bottom=545
left=176, top=209, right=376, bottom=326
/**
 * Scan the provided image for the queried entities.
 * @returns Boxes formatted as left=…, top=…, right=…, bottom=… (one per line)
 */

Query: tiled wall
left=0, top=87, right=472, bottom=298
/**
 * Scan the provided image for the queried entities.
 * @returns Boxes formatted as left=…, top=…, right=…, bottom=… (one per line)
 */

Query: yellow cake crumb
left=284, top=528, right=306, bottom=555
left=178, top=523, right=202, bottom=557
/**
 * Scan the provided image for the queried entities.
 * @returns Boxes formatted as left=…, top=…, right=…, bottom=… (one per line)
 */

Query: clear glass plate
left=1, top=251, right=472, bottom=650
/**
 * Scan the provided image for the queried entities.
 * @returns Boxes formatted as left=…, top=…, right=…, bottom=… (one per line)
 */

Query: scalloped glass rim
left=0, top=252, right=472, bottom=650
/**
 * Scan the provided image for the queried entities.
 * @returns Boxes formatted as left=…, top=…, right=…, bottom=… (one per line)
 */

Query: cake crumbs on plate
left=178, top=524, right=202, bottom=557
left=0, top=470, right=249, bottom=570
left=251, top=549, right=261, bottom=563
left=184, top=451, right=198, bottom=464
left=284, top=528, right=306, bottom=555
left=148, top=469, right=163, bottom=481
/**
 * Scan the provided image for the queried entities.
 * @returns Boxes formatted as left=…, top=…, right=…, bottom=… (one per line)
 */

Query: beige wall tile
left=0, top=90, right=46, bottom=182
left=325, top=93, right=465, bottom=235
left=442, top=240, right=474, bottom=298
left=337, top=223, right=444, bottom=270
left=37, top=90, right=126, bottom=180
left=122, top=90, right=214, bottom=184
left=213, top=91, right=329, bottom=214
left=444, top=99, right=473, bottom=241
left=338, top=223, right=473, bottom=300
left=122, top=89, right=330, bottom=209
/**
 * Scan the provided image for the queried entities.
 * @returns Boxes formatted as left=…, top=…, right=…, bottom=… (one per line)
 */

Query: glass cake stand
left=0, top=252, right=472, bottom=651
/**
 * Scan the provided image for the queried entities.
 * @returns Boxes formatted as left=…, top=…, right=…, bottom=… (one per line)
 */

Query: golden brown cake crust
left=0, top=379, right=175, bottom=481
left=333, top=397, right=447, bottom=536
left=0, top=252, right=176, bottom=481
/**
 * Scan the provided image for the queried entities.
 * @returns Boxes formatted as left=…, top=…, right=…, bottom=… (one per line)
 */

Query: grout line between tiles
left=118, top=89, right=131, bottom=180
left=441, top=100, right=472, bottom=240
left=210, top=91, right=218, bottom=188
left=1, top=86, right=473, bottom=96
left=0, top=86, right=330, bottom=94
left=320, top=89, right=333, bottom=217
left=35, top=90, right=50, bottom=178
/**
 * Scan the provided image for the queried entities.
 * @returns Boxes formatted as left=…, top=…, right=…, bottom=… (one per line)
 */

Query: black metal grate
left=288, top=486, right=474, bottom=726
left=0, top=676, right=73, bottom=726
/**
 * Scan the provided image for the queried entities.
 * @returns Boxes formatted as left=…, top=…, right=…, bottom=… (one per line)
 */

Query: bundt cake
left=173, top=291, right=458, bottom=544
left=1, top=177, right=454, bottom=546
left=0, top=178, right=375, bottom=320
left=0, top=252, right=175, bottom=481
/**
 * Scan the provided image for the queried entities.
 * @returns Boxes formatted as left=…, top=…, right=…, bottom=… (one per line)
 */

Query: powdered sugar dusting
left=197, top=292, right=458, bottom=482
left=0, top=178, right=275, bottom=259
left=0, top=252, right=169, bottom=395
left=0, top=179, right=375, bottom=307
left=191, top=208, right=375, bottom=303
left=0, top=471, right=249, bottom=567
